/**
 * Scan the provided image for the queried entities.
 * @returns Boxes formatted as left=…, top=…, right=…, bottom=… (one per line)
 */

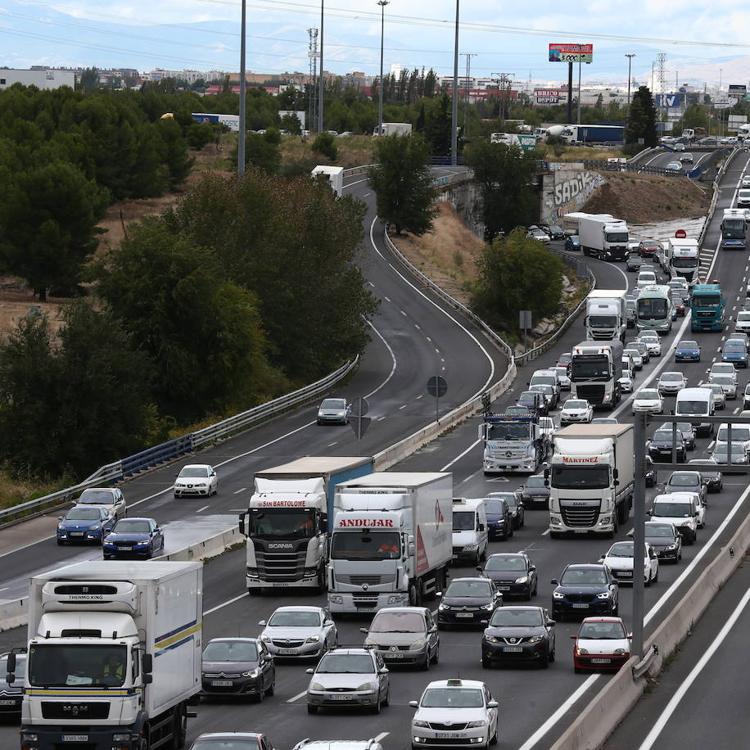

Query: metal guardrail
left=582, top=159, right=676, bottom=177
left=0, top=357, right=359, bottom=525
left=343, top=164, right=376, bottom=178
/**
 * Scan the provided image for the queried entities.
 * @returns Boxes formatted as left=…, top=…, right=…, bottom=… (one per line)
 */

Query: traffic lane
left=604, top=558, right=750, bottom=750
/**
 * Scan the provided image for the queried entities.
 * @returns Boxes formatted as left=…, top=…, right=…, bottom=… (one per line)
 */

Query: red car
left=572, top=617, right=631, bottom=673
left=639, top=240, right=660, bottom=258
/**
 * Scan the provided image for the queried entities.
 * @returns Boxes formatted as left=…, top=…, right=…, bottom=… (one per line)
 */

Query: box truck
left=15, top=561, right=202, bottom=750
left=311, top=165, right=344, bottom=197
left=327, top=472, right=453, bottom=613
left=577, top=214, right=629, bottom=261
left=721, top=209, right=747, bottom=251
left=667, top=237, right=699, bottom=282
left=584, top=290, right=627, bottom=342
left=239, top=457, right=373, bottom=593
left=570, top=340, right=623, bottom=408
left=547, top=424, right=634, bottom=538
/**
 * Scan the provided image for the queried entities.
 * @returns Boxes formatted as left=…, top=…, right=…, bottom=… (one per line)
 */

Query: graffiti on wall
left=541, top=169, right=605, bottom=224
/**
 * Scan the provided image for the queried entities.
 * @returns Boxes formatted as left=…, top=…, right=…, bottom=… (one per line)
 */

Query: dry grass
left=0, top=284, right=65, bottom=341
left=280, top=134, right=376, bottom=169
left=543, top=145, right=625, bottom=162
left=389, top=203, right=485, bottom=305
left=0, top=472, right=65, bottom=510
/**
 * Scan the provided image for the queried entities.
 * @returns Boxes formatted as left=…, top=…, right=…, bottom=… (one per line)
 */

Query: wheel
left=490, top=726, right=498, bottom=746
left=372, top=694, right=381, bottom=715
left=421, top=652, right=431, bottom=671
left=482, top=655, right=491, bottom=668
left=266, top=676, right=275, bottom=696
left=533, top=580, right=538, bottom=596
left=645, top=572, right=652, bottom=588
left=254, top=683, right=264, bottom=703
left=574, top=666, right=583, bottom=674
left=523, top=586, right=532, bottom=601
left=316, top=567, right=326, bottom=593
left=549, top=647, right=555, bottom=663
left=431, top=644, right=439, bottom=665
left=408, top=582, right=419, bottom=606
left=612, top=602, right=619, bottom=616
left=653, top=567, right=659, bottom=583
left=383, top=688, right=390, bottom=707
left=540, top=652, right=549, bottom=669
left=509, top=527, right=514, bottom=539
left=307, top=704, right=318, bottom=714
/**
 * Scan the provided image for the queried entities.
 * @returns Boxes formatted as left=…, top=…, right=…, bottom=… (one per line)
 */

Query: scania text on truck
left=576, top=213, right=630, bottom=261
left=721, top=209, right=747, bottom=251
left=584, top=290, right=627, bottom=341
left=479, top=413, right=545, bottom=474
left=691, top=283, right=725, bottom=333
left=570, top=340, right=623, bottom=408
left=547, top=424, right=635, bottom=538
left=667, top=238, right=700, bottom=283
left=637, top=284, right=674, bottom=334
left=15, top=561, right=202, bottom=750
left=327, top=472, right=452, bottom=613
left=239, top=457, right=373, bottom=593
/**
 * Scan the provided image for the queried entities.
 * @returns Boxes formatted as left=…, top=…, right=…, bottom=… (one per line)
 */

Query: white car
left=637, top=271, right=657, bottom=289
left=174, top=464, right=218, bottom=498
left=710, top=362, right=736, bottom=377
left=572, top=617, right=631, bottom=673
left=411, top=679, right=499, bottom=750
left=75, top=487, right=126, bottom=519
left=623, top=348, right=643, bottom=370
left=259, top=606, right=338, bottom=659
left=527, top=227, right=551, bottom=244
left=673, top=142, right=686, bottom=152
left=600, top=541, right=659, bottom=586
left=618, top=372, right=634, bottom=393
left=637, top=333, right=662, bottom=356
left=708, top=372, right=738, bottom=400
left=698, top=381, right=726, bottom=410
left=736, top=310, right=750, bottom=334
left=560, top=399, right=594, bottom=425
left=317, top=398, right=351, bottom=425
left=553, top=366, right=571, bottom=391
left=649, top=492, right=703, bottom=544
left=632, top=388, right=663, bottom=415
left=742, top=176, right=750, bottom=188
left=657, top=372, right=687, bottom=396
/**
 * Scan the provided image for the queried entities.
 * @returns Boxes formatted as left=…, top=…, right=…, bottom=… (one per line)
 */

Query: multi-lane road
left=2, top=151, right=750, bottom=749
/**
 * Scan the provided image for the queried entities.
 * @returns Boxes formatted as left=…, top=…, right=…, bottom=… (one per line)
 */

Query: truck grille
left=574, top=384, right=605, bottom=404
left=590, top=330, right=615, bottom=340
left=560, top=500, right=600, bottom=528
left=338, top=574, right=393, bottom=586
left=41, top=702, right=110, bottom=719
left=254, top=546, right=307, bottom=582
left=352, top=593, right=379, bottom=609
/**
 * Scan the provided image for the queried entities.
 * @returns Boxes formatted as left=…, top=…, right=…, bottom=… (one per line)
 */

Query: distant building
left=0, top=68, right=76, bottom=90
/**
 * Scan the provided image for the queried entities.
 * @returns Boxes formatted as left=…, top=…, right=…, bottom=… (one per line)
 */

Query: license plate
left=330, top=694, right=353, bottom=701
left=385, top=652, right=404, bottom=658
left=277, top=648, right=298, bottom=655
left=211, top=680, right=233, bottom=687
left=502, top=646, right=523, bottom=653
left=435, top=733, right=463, bottom=739
left=572, top=603, right=589, bottom=609
left=591, top=658, right=611, bottom=664
left=70, top=532, right=84, bottom=537
left=497, top=586, right=510, bottom=591
left=456, top=612, right=474, bottom=618
left=0, top=699, right=16, bottom=705
left=63, top=736, right=88, bottom=743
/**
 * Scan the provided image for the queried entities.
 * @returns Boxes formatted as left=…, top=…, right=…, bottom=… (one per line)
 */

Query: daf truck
left=547, top=424, right=635, bottom=538
left=570, top=340, right=623, bottom=408
left=479, top=413, right=545, bottom=474
left=721, top=209, right=747, bottom=251
left=15, top=561, right=202, bottom=750
left=577, top=214, right=630, bottom=261
left=327, top=472, right=453, bottom=613
left=239, top=457, right=373, bottom=593
left=667, top=237, right=699, bottom=282
left=584, top=290, right=627, bottom=341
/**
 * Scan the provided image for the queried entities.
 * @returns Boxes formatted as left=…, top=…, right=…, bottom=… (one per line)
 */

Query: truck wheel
left=550, top=531, right=562, bottom=540
left=316, top=567, right=326, bottom=593
left=408, top=581, right=419, bottom=606
left=172, top=704, right=187, bottom=749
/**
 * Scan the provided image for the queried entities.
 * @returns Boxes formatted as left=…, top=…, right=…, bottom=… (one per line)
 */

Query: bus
left=636, top=285, right=673, bottom=334
left=691, top=283, right=725, bottom=333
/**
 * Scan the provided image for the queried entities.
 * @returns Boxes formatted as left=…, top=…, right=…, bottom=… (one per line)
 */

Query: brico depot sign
left=535, top=88, right=561, bottom=105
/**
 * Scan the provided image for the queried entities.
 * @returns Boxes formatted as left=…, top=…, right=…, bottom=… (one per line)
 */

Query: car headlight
left=597, top=592, right=611, bottom=599
left=667, top=543, right=678, bottom=550
left=260, top=634, right=271, bottom=642
left=614, top=648, right=628, bottom=655
left=515, top=576, right=528, bottom=584
left=310, top=681, right=325, bottom=691
left=357, top=682, right=376, bottom=692
left=242, top=669, right=260, bottom=679
left=305, top=635, right=321, bottom=643
left=413, top=720, right=430, bottom=728
left=135, top=540, right=148, bottom=546
left=481, top=603, right=494, bottom=610
left=553, top=591, right=564, bottom=600
left=466, top=720, right=488, bottom=728
left=486, top=636, right=501, bottom=644
left=576, top=647, right=589, bottom=655
left=439, top=603, right=449, bottom=611
left=410, top=639, right=427, bottom=650
left=528, top=636, right=543, bottom=644
left=90, top=524, right=101, bottom=531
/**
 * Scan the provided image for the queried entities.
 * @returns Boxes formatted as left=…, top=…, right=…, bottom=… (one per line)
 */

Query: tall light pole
left=625, top=53, right=636, bottom=107
left=451, top=0, right=460, bottom=165
left=237, top=0, right=247, bottom=175
left=377, top=0, right=389, bottom=137
left=318, top=0, right=325, bottom=132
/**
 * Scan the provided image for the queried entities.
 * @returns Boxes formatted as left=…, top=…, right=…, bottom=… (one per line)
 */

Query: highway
left=636, top=145, right=719, bottom=174
left=2, top=152, right=750, bottom=749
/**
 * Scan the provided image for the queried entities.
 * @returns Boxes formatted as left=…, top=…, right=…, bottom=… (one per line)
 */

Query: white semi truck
left=584, top=290, right=627, bottom=342
left=327, top=472, right=453, bottom=613
left=667, top=237, right=699, bottom=283
left=547, top=424, right=634, bottom=538
left=15, top=561, right=202, bottom=750
left=570, top=340, right=623, bottom=408
left=239, top=457, right=373, bottom=593
left=479, top=412, right=545, bottom=474
left=577, top=214, right=630, bottom=261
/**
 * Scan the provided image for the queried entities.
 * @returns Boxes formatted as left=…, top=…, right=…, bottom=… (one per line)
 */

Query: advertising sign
left=534, top=87, right=561, bottom=105
left=728, top=114, right=748, bottom=132
left=728, top=84, right=747, bottom=100
left=655, top=93, right=685, bottom=108
left=548, top=43, right=593, bottom=64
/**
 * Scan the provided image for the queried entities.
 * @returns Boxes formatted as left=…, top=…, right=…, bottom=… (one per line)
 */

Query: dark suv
left=550, top=564, right=619, bottom=621
left=483, top=495, right=513, bottom=540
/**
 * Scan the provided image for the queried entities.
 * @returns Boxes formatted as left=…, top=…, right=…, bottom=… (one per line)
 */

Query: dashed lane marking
left=196, top=505, right=210, bottom=513
left=233, top=487, right=247, bottom=494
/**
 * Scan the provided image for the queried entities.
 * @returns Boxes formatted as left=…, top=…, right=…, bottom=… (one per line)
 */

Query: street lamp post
left=625, top=53, right=636, bottom=107
left=377, top=0, right=389, bottom=138
left=318, top=0, right=325, bottom=133
left=237, top=0, right=247, bottom=175
left=451, top=0, right=459, bottom=166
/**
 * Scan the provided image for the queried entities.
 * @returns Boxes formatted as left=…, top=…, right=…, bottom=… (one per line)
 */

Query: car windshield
left=484, top=497, right=510, bottom=514
left=446, top=580, right=492, bottom=598
left=646, top=525, right=675, bottom=538
left=486, top=555, right=526, bottom=572
left=607, top=542, right=634, bottom=558
left=531, top=375, right=556, bottom=388
left=65, top=507, right=104, bottom=521
left=637, top=390, right=659, bottom=400
left=712, top=375, right=735, bottom=385
left=560, top=568, right=608, bottom=585
left=526, top=477, right=546, bottom=488
left=28, top=644, right=126, bottom=687
left=652, top=503, right=692, bottom=518
left=370, top=611, right=425, bottom=633
left=77, top=490, right=114, bottom=504
left=519, top=393, right=539, bottom=407
left=718, top=426, right=750, bottom=441
left=267, top=610, right=321, bottom=628
left=112, top=519, right=151, bottom=534
left=179, top=467, right=209, bottom=478
left=654, top=430, right=679, bottom=443
left=421, top=688, right=484, bottom=708
left=321, top=399, right=346, bottom=409
left=565, top=400, right=587, bottom=409
left=203, top=641, right=258, bottom=662
left=679, top=341, right=698, bottom=350
left=453, top=511, right=476, bottom=531
left=724, top=343, right=745, bottom=352
left=487, top=422, right=529, bottom=440
left=624, top=350, right=639, bottom=359
left=554, top=368, right=568, bottom=377
left=668, top=474, right=698, bottom=487
left=191, top=740, right=259, bottom=750
left=316, top=654, right=374, bottom=674
left=578, top=622, right=626, bottom=639
left=489, top=608, right=543, bottom=627
left=676, top=400, right=709, bottom=414
left=330, top=531, right=401, bottom=560
left=661, top=374, right=682, bottom=382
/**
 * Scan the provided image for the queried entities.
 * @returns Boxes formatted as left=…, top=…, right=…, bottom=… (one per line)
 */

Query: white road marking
left=384, top=296, right=391, bottom=302
left=460, top=470, right=481, bottom=485
left=416, top=394, right=424, bottom=400
left=196, top=505, right=210, bottom=513
left=363, top=319, right=398, bottom=400
left=367, top=281, right=375, bottom=287
left=399, top=404, right=408, bottom=410
left=541, top=529, right=550, bottom=536
left=441, top=439, right=480, bottom=471
left=328, top=441, right=338, bottom=447
left=426, top=336, right=432, bottom=342
left=401, top=309, right=408, bottom=316
left=233, top=487, right=247, bottom=495
left=204, top=592, right=247, bottom=616
left=287, top=690, right=308, bottom=704
left=374, top=733, right=390, bottom=742
left=415, top=323, right=421, bottom=330
left=377, top=416, right=386, bottom=421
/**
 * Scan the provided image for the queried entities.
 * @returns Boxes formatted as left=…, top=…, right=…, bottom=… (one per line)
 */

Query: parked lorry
left=667, top=237, right=700, bottom=282
left=479, top=412, right=545, bottom=474
left=239, top=457, right=373, bottom=593
left=584, top=290, right=627, bottom=342
left=691, top=283, right=726, bottom=332
left=570, top=340, right=623, bottom=408
left=721, top=209, right=747, bottom=251
left=14, top=561, right=202, bottom=750
left=327, top=472, right=452, bottom=612
left=547, top=424, right=634, bottom=538
left=577, top=214, right=630, bottom=261
left=311, top=165, right=344, bottom=197
left=373, top=122, right=413, bottom=136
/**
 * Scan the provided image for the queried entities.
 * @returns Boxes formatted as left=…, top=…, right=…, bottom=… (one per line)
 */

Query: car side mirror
left=6, top=653, right=15, bottom=673
left=409, top=700, right=419, bottom=708
left=478, top=523, right=485, bottom=532
left=258, top=620, right=267, bottom=627
left=238, top=515, right=245, bottom=536
left=627, top=632, right=633, bottom=639
left=570, top=634, right=578, bottom=640
left=379, top=667, right=389, bottom=674
left=487, top=700, right=499, bottom=709
left=436, top=592, right=442, bottom=598
left=142, top=654, right=153, bottom=674
left=360, top=628, right=369, bottom=634
left=547, top=619, right=556, bottom=627
left=550, top=579, right=558, bottom=585
left=306, top=668, right=314, bottom=675
left=530, top=565, right=536, bottom=571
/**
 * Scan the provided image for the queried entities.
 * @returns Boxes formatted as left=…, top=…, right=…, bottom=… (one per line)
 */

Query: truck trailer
left=239, top=456, right=373, bottom=593
left=373, top=122, right=413, bottom=136
left=327, top=472, right=453, bottom=613
left=667, top=237, right=699, bottom=282
left=577, top=214, right=630, bottom=261
left=311, top=165, right=344, bottom=197
left=547, top=424, right=634, bottom=538
left=16, top=561, right=202, bottom=750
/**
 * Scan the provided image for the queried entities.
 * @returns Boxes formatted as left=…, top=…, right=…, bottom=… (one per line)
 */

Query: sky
left=2, top=0, right=750, bottom=89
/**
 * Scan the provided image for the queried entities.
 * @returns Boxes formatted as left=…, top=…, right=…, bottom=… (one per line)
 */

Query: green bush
left=312, top=131, right=338, bottom=160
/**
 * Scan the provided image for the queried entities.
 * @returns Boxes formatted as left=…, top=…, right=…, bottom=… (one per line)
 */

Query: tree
left=0, top=161, right=108, bottom=299
left=312, top=131, right=338, bottom=160
left=464, top=140, right=539, bottom=241
left=79, top=68, right=100, bottom=93
left=235, top=131, right=281, bottom=174
left=280, top=112, right=302, bottom=135
left=471, top=229, right=565, bottom=333
left=369, top=134, right=437, bottom=235
left=423, top=94, right=452, bottom=155
left=158, top=118, right=194, bottom=188
left=626, top=86, right=657, bottom=147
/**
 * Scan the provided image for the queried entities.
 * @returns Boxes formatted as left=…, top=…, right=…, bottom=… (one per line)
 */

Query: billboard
left=548, top=43, right=593, bottom=64
left=728, top=114, right=748, bottom=132
left=728, top=84, right=747, bottom=100
left=655, top=93, right=685, bottom=108
left=534, top=88, right=561, bottom=105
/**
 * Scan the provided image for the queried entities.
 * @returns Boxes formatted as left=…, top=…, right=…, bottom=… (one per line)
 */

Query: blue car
left=103, top=517, right=165, bottom=560
left=722, top=341, right=748, bottom=367
left=565, top=235, right=581, bottom=252
left=675, top=339, right=701, bottom=362
left=57, top=506, right=115, bottom=545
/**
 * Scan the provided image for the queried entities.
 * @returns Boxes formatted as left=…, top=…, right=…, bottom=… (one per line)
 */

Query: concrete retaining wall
left=540, top=163, right=606, bottom=226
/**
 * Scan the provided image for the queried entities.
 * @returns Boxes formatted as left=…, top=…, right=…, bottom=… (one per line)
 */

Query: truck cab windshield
left=606, top=232, right=628, bottom=243
left=248, top=509, right=317, bottom=538
left=693, top=294, right=721, bottom=306
left=487, top=422, right=529, bottom=440
left=672, top=257, right=696, bottom=268
left=571, top=358, right=610, bottom=380
left=330, top=531, right=401, bottom=560
left=551, top=465, right=610, bottom=489
left=723, top=219, right=745, bottom=236
left=589, top=315, right=618, bottom=328
left=28, top=644, right=127, bottom=688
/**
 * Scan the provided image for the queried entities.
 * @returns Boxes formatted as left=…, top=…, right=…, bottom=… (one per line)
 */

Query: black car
left=518, top=474, right=549, bottom=509
left=480, top=552, right=537, bottom=599
left=548, top=224, right=565, bottom=240
left=437, top=577, right=503, bottom=629
left=659, top=421, right=696, bottom=450
left=0, top=651, right=25, bottom=720
left=102, top=517, right=165, bottom=560
left=488, top=491, right=524, bottom=530
left=517, top=390, right=547, bottom=417
left=565, top=235, right=581, bottom=252
left=201, top=638, right=275, bottom=701
left=481, top=606, right=555, bottom=669
left=642, top=521, right=682, bottom=563
left=648, top=428, right=687, bottom=463
left=688, top=459, right=722, bottom=492
left=645, top=456, right=657, bottom=488
left=483, top=496, right=513, bottom=540
left=551, top=564, right=619, bottom=621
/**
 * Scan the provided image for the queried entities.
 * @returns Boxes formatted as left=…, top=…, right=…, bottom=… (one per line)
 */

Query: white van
left=675, top=387, right=715, bottom=437
left=451, top=497, right=489, bottom=564
left=649, top=492, right=703, bottom=544
left=637, top=270, right=658, bottom=289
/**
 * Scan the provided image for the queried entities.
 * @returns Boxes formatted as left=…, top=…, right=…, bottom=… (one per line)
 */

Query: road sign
left=427, top=376, right=448, bottom=398
left=349, top=397, right=371, bottom=440
left=519, top=310, right=533, bottom=330
left=675, top=229, right=687, bottom=239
